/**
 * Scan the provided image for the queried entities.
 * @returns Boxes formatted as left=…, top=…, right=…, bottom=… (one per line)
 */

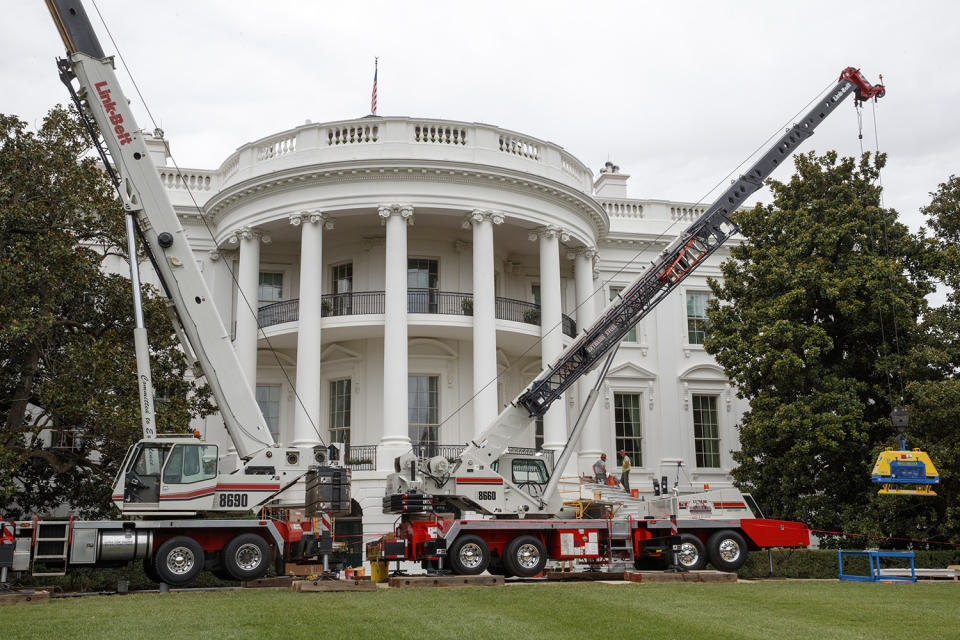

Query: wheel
left=153, top=536, right=204, bottom=586
left=502, top=535, right=547, bottom=578
left=448, top=535, right=491, bottom=575
left=706, top=529, right=749, bottom=572
left=222, top=533, right=271, bottom=581
left=675, top=533, right=707, bottom=570
left=142, top=556, right=163, bottom=584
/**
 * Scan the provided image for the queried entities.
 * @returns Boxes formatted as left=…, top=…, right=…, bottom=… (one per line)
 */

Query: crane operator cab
left=113, top=438, right=221, bottom=514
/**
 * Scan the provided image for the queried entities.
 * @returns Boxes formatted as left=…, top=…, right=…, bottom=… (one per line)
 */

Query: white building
left=147, top=116, right=747, bottom=533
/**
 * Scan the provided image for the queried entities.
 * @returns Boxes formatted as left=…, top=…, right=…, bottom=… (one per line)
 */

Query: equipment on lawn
left=871, top=407, right=940, bottom=496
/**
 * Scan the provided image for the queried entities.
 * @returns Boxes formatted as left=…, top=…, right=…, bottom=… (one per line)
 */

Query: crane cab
left=871, top=447, right=940, bottom=496
left=112, top=438, right=222, bottom=514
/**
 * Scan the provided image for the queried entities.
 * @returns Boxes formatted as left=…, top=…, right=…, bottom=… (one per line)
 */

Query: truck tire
left=448, top=535, right=490, bottom=575
left=676, top=533, right=707, bottom=570
left=222, top=533, right=271, bottom=581
left=706, top=529, right=748, bottom=572
left=502, top=535, right=547, bottom=578
left=153, top=536, right=204, bottom=586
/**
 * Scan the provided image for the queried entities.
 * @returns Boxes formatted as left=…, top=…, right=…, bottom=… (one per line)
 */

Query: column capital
left=228, top=226, right=271, bottom=245
left=565, top=246, right=598, bottom=261
left=289, top=210, right=334, bottom=230
left=462, top=209, right=505, bottom=229
left=209, top=249, right=222, bottom=262
left=527, top=225, right=570, bottom=243
left=378, top=204, right=415, bottom=225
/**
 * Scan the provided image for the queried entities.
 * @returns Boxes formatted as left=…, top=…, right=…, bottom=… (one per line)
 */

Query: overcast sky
left=4, top=1, right=959, bottom=233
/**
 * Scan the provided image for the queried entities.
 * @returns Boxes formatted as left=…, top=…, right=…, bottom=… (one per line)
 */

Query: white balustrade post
left=379, top=205, right=414, bottom=468
left=465, top=210, right=503, bottom=437
left=231, top=227, right=267, bottom=396
left=570, top=248, right=602, bottom=472
left=290, top=212, right=332, bottom=448
left=530, top=226, right=568, bottom=453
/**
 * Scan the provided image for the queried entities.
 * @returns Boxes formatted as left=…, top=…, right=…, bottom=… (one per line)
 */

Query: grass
left=2, top=581, right=958, bottom=640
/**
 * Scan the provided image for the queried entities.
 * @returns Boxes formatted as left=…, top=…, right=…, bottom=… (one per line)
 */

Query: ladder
left=31, top=518, right=72, bottom=576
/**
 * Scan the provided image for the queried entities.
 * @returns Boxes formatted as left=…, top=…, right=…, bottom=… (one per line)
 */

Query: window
left=258, top=272, right=284, bottom=307
left=331, top=263, right=353, bottom=316
left=531, top=284, right=541, bottom=306
left=609, top=287, right=637, bottom=342
left=256, top=384, right=281, bottom=441
left=132, top=443, right=173, bottom=476
left=408, top=258, right=439, bottom=313
left=162, top=444, right=218, bottom=484
left=693, top=395, right=721, bottom=468
left=614, top=393, right=642, bottom=468
left=512, top=459, right=548, bottom=485
left=408, top=375, right=439, bottom=455
left=329, top=379, right=352, bottom=445
left=686, top=292, right=709, bottom=345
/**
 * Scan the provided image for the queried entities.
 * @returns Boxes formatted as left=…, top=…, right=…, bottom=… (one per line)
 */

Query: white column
left=570, top=248, right=602, bottom=472
left=530, top=226, right=569, bottom=452
left=465, top=209, right=503, bottom=437
left=379, top=204, right=414, bottom=468
left=290, top=212, right=332, bottom=447
left=231, top=227, right=267, bottom=395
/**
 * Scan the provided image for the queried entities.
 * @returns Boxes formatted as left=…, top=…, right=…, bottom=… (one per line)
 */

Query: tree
left=705, top=151, right=934, bottom=543
left=0, top=106, right=211, bottom=519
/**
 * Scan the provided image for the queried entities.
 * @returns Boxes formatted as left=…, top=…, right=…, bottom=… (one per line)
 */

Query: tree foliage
left=705, top=151, right=942, bottom=544
left=0, top=106, right=211, bottom=518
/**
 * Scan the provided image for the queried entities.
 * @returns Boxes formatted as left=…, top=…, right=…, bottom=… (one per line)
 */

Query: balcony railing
left=411, top=444, right=555, bottom=469
left=341, top=444, right=377, bottom=471
left=257, top=291, right=576, bottom=337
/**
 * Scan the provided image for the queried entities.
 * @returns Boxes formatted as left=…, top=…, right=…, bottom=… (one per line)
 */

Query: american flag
left=371, top=59, right=378, bottom=115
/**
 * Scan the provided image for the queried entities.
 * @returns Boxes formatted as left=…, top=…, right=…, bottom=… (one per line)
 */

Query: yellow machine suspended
left=871, top=407, right=940, bottom=496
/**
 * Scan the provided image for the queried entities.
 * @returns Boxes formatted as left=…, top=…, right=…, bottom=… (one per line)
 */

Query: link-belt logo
left=830, top=84, right=851, bottom=102
left=93, top=81, right=133, bottom=145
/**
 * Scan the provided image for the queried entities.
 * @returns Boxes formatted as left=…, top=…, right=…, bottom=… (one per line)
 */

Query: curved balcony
left=257, top=290, right=576, bottom=338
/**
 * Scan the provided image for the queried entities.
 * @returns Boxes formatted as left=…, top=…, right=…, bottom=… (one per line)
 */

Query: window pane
left=531, top=284, right=541, bottom=306
left=613, top=393, right=642, bottom=467
left=409, top=375, right=440, bottom=456
left=256, top=384, right=281, bottom=441
left=693, top=395, right=721, bottom=468
left=329, top=379, right=352, bottom=445
left=258, top=272, right=283, bottom=306
left=408, top=259, right=439, bottom=289
left=609, top=287, right=637, bottom=342
left=686, top=292, right=709, bottom=345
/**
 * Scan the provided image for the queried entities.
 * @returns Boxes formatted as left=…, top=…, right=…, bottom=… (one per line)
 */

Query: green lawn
left=3, top=581, right=958, bottom=640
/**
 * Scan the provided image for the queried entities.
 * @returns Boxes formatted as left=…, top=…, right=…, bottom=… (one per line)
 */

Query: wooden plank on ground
left=388, top=575, right=503, bottom=588
left=292, top=579, right=377, bottom=592
left=0, top=590, right=50, bottom=605
left=242, top=576, right=294, bottom=588
left=624, top=570, right=734, bottom=583
left=546, top=571, right=625, bottom=581
left=286, top=564, right=327, bottom=577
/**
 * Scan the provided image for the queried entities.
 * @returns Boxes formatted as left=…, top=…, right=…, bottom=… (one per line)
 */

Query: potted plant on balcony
left=321, top=299, right=332, bottom=317
left=523, top=308, right=540, bottom=325
left=461, top=297, right=473, bottom=316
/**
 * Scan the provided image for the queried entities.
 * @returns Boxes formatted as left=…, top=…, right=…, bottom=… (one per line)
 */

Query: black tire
left=487, top=557, right=514, bottom=578
left=448, top=535, right=491, bottom=575
left=142, top=556, right=163, bottom=584
left=675, top=533, right=707, bottom=571
left=153, top=536, right=204, bottom=586
left=706, top=529, right=749, bottom=572
left=502, top=535, right=547, bottom=578
left=222, top=533, right=271, bottom=581
left=210, top=564, right=234, bottom=581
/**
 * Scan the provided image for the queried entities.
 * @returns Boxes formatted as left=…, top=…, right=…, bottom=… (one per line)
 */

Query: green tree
left=0, top=106, right=211, bottom=519
left=705, top=151, right=932, bottom=544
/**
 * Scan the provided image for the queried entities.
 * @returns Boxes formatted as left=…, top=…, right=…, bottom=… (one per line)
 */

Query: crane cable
left=88, top=0, right=326, bottom=448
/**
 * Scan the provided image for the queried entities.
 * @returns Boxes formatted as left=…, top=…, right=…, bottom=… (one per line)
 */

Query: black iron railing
left=342, top=444, right=377, bottom=471
left=257, top=292, right=576, bottom=337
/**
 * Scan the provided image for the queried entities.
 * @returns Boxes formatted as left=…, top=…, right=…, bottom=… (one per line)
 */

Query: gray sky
left=5, top=1, right=959, bottom=232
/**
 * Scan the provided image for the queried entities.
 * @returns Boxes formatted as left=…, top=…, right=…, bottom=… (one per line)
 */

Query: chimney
left=593, top=161, right=630, bottom=198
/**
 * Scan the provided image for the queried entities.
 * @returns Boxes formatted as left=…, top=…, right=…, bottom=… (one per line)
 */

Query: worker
left=619, top=449, right=631, bottom=493
left=593, top=453, right=607, bottom=484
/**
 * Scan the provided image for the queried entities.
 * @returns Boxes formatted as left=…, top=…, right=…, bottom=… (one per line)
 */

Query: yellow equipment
left=871, top=447, right=940, bottom=496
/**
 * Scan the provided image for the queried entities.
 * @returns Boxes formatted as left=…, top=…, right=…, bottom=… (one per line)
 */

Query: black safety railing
left=341, top=444, right=377, bottom=471
left=257, top=292, right=576, bottom=337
